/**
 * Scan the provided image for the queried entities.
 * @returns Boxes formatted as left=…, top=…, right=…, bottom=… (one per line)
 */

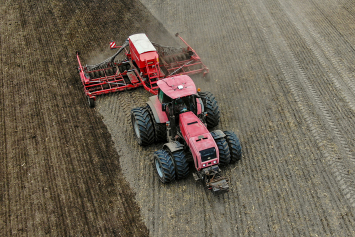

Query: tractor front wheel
left=224, top=131, right=242, bottom=163
left=165, top=146, right=189, bottom=180
left=131, top=107, right=155, bottom=146
left=198, top=91, right=220, bottom=128
left=154, top=149, right=176, bottom=183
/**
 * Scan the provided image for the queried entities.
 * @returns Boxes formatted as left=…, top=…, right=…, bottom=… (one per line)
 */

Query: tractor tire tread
left=154, top=149, right=175, bottom=183
left=146, top=105, right=167, bottom=142
left=224, top=131, right=242, bottom=163
left=211, top=131, right=231, bottom=166
left=198, top=91, right=220, bottom=128
left=155, top=123, right=167, bottom=142
left=131, top=107, right=155, bottom=146
left=171, top=150, right=189, bottom=180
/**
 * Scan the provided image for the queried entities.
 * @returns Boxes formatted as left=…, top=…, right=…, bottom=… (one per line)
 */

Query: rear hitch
left=197, top=165, right=230, bottom=194
left=208, top=176, right=229, bottom=194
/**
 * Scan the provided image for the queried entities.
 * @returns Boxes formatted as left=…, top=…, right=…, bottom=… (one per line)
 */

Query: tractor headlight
left=214, top=160, right=217, bottom=164
left=203, top=164, right=206, bottom=167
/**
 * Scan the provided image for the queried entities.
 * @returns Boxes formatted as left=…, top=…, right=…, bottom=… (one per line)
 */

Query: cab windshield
left=158, top=89, right=172, bottom=104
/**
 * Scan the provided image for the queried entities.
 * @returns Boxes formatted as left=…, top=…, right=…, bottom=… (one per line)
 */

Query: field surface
left=2, top=0, right=355, bottom=236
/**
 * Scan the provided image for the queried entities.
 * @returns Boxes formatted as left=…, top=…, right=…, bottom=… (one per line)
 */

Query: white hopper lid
left=129, top=33, right=156, bottom=54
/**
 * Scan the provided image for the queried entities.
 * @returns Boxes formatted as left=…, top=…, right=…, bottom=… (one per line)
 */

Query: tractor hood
left=157, top=75, right=197, bottom=99
left=179, top=112, right=218, bottom=170
left=189, top=132, right=218, bottom=170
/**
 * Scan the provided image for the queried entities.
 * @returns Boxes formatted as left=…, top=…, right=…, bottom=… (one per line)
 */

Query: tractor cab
left=157, top=75, right=202, bottom=116
left=157, top=75, right=197, bottom=99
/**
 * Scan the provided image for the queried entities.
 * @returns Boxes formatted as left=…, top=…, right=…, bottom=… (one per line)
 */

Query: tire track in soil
left=292, top=0, right=355, bottom=113
left=294, top=0, right=355, bottom=171
left=229, top=4, right=299, bottom=235
left=245, top=0, right=355, bottom=233
left=216, top=4, right=284, bottom=235
left=261, top=0, right=355, bottom=209
left=249, top=0, right=355, bottom=233
left=232, top=6, right=314, bottom=234
left=276, top=0, right=355, bottom=161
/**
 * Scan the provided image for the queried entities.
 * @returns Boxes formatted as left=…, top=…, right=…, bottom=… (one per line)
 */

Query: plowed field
left=2, top=0, right=355, bottom=236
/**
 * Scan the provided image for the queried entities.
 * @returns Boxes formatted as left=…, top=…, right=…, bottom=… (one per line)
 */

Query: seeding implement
left=77, top=33, right=209, bottom=107
left=77, top=33, right=241, bottom=194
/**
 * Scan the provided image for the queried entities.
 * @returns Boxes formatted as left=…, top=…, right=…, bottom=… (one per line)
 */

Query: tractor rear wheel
left=198, top=91, right=220, bottom=128
left=146, top=105, right=167, bottom=142
left=224, top=131, right=242, bottom=163
left=165, top=146, right=189, bottom=180
left=211, top=132, right=231, bottom=166
left=154, top=149, right=175, bottom=183
left=131, top=107, right=155, bottom=146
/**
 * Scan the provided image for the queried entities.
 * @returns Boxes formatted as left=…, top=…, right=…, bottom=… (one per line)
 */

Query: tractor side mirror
left=162, top=103, right=167, bottom=111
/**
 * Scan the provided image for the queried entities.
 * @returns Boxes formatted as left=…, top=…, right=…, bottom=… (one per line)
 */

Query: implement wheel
left=154, top=149, right=175, bottom=183
left=224, top=131, right=242, bottom=163
left=211, top=132, right=231, bottom=166
left=88, top=97, right=95, bottom=108
left=198, top=91, right=220, bottom=128
left=131, top=107, right=155, bottom=146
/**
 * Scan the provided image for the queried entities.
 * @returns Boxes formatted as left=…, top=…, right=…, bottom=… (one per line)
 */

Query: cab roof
left=129, top=33, right=156, bottom=54
left=157, top=75, right=197, bottom=99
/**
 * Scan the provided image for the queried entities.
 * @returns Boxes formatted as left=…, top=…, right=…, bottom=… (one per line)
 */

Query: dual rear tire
left=131, top=106, right=155, bottom=146
left=131, top=105, right=166, bottom=146
left=224, top=131, right=242, bottom=163
left=154, top=150, right=175, bottom=183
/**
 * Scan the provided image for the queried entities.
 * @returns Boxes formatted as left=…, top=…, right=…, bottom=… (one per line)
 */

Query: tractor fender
left=147, top=96, right=169, bottom=123
left=163, top=141, right=184, bottom=153
left=210, top=130, right=226, bottom=140
left=196, top=97, right=204, bottom=115
left=147, top=101, right=160, bottom=123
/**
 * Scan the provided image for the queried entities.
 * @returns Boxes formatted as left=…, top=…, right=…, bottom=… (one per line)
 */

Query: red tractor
left=77, top=33, right=241, bottom=193
left=131, top=75, right=242, bottom=194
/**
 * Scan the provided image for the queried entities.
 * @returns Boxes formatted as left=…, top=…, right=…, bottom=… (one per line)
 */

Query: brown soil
left=2, top=0, right=355, bottom=236
left=0, top=0, right=172, bottom=236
